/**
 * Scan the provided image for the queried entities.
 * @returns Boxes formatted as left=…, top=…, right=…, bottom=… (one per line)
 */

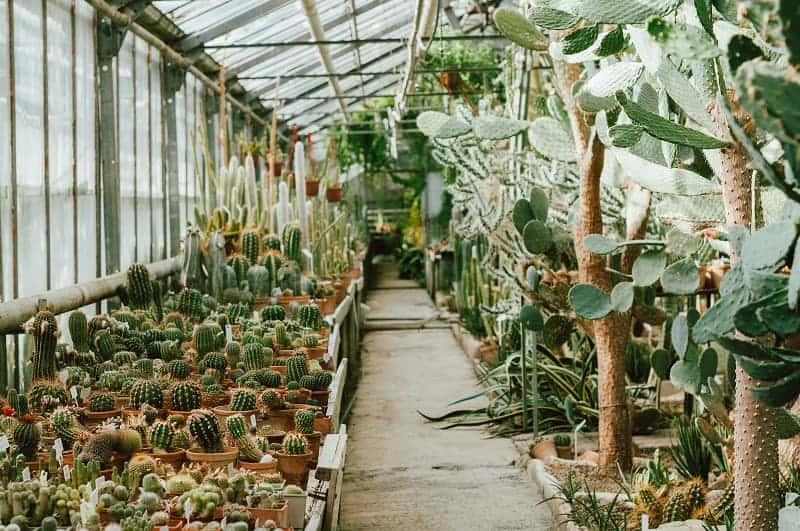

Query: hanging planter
left=326, top=186, right=343, bottom=202
left=305, top=179, right=321, bottom=196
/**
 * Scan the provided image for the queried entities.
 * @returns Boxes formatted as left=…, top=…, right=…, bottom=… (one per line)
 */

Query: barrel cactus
left=187, top=409, right=224, bottom=453
left=230, top=389, right=257, bottom=411
left=50, top=406, right=88, bottom=446
left=298, top=304, right=324, bottom=330
left=225, top=341, right=242, bottom=367
left=281, top=432, right=308, bottom=455
left=89, top=392, right=116, bottom=412
left=298, top=375, right=314, bottom=390
left=177, top=288, right=204, bottom=319
left=130, top=379, right=164, bottom=409
left=170, top=382, right=202, bottom=412
left=29, top=382, right=68, bottom=413
left=277, top=261, right=301, bottom=295
left=260, top=390, right=283, bottom=410
left=242, top=343, right=269, bottom=371
left=126, top=263, right=153, bottom=311
left=264, top=371, right=282, bottom=388
left=310, top=370, right=333, bottom=390
left=274, top=323, right=290, bottom=349
left=302, top=334, right=320, bottom=349
left=166, top=359, right=190, bottom=379
left=261, top=305, right=286, bottom=322
left=69, top=311, right=90, bottom=353
left=27, top=310, right=60, bottom=381
left=200, top=352, right=228, bottom=373
left=294, top=409, right=315, bottom=435
left=193, top=324, right=216, bottom=356
left=149, top=421, right=174, bottom=452
left=286, top=355, right=309, bottom=383
left=13, top=415, right=41, bottom=459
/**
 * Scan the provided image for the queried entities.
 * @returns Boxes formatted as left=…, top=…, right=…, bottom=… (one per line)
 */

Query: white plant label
left=228, top=462, right=235, bottom=476
left=95, top=476, right=105, bottom=490
left=641, top=514, right=649, bottom=531
left=70, top=386, right=80, bottom=405
left=22, top=467, right=30, bottom=481
left=0, top=436, right=10, bottom=453
left=185, top=499, right=193, bottom=522
left=63, top=465, right=71, bottom=481
left=250, top=414, right=257, bottom=428
left=225, top=325, right=233, bottom=343
left=54, top=438, right=64, bottom=462
left=259, top=454, right=274, bottom=463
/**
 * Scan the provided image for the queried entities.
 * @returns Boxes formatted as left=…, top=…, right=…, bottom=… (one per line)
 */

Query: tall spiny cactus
left=27, top=310, right=59, bottom=381
left=126, top=263, right=153, bottom=311
left=68, top=311, right=90, bottom=353
left=241, top=230, right=261, bottom=265
left=282, top=223, right=301, bottom=263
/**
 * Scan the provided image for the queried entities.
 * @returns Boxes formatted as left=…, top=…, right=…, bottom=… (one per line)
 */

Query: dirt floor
left=339, top=263, right=555, bottom=531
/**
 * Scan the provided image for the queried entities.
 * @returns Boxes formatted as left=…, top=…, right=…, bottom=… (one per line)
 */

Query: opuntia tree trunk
left=709, top=94, right=778, bottom=530
left=556, top=63, right=634, bottom=474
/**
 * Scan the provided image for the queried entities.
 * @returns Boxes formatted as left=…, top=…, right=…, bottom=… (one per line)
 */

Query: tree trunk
left=555, top=62, right=634, bottom=474
left=709, top=94, right=778, bottom=531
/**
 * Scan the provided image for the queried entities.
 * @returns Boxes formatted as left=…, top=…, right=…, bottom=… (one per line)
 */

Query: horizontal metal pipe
left=0, top=256, right=182, bottom=335
left=238, top=67, right=502, bottom=79
left=206, top=34, right=507, bottom=49
left=84, top=0, right=266, bottom=126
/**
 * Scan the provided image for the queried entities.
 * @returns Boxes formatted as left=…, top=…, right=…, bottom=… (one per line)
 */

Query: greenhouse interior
left=3, top=0, right=800, bottom=530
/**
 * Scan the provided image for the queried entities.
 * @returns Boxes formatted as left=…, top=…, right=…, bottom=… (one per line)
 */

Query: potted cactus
left=293, top=409, right=321, bottom=461
left=282, top=484, right=307, bottom=528
left=149, top=420, right=185, bottom=468
left=276, top=432, right=312, bottom=486
left=213, top=388, right=259, bottom=426
left=554, top=434, right=573, bottom=460
left=227, top=414, right=277, bottom=472
left=185, top=409, right=238, bottom=467
left=169, top=382, right=203, bottom=416
left=84, top=392, right=122, bottom=427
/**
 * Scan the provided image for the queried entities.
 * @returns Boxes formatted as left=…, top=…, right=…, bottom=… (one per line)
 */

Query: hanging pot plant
left=305, top=132, right=321, bottom=196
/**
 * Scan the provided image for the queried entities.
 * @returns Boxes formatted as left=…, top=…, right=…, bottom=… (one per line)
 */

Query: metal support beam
left=274, top=89, right=495, bottom=102
left=176, top=0, right=287, bottom=52
left=163, top=60, right=184, bottom=258
left=97, top=14, right=126, bottom=276
left=207, top=34, right=506, bottom=49
left=280, top=74, right=400, bottom=123
left=240, top=67, right=501, bottom=79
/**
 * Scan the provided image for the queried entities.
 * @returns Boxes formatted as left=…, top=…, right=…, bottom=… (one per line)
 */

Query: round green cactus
left=230, top=389, right=257, bottom=411
left=261, top=304, right=286, bottom=322
left=89, top=392, right=116, bottom=412
left=187, top=409, right=224, bottom=453
left=260, top=390, right=283, bottom=410
left=264, top=371, right=282, bottom=388
left=166, top=359, right=190, bottom=379
left=27, top=310, right=60, bottom=381
left=242, top=343, right=269, bottom=371
left=177, top=288, right=204, bottom=319
left=281, top=432, right=308, bottom=455
left=263, top=234, right=281, bottom=252
left=13, top=415, right=41, bottom=459
left=298, top=304, right=324, bottom=330
left=201, top=351, right=228, bottom=373
left=241, top=230, right=261, bottom=265
left=281, top=224, right=301, bottom=263
left=149, top=421, right=174, bottom=452
left=130, top=379, right=164, bottom=409
left=170, top=382, right=202, bottom=411
left=311, top=370, right=333, bottom=390
left=286, top=354, right=309, bottom=384
left=193, top=324, right=216, bottom=356
left=294, top=409, right=315, bottom=435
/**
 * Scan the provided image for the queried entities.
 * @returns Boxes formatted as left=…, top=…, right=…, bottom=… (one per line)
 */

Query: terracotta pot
left=310, top=390, right=330, bottom=407
left=122, top=408, right=141, bottom=421
left=253, top=297, right=270, bottom=311
left=305, top=180, right=320, bottom=197
left=114, top=395, right=130, bottom=409
left=333, top=281, right=346, bottom=303
left=238, top=457, right=278, bottom=473
left=277, top=451, right=312, bottom=485
left=326, top=187, right=343, bottom=202
left=62, top=451, right=74, bottom=466
left=248, top=503, right=288, bottom=528
left=278, top=349, right=296, bottom=357
left=305, top=431, right=322, bottom=461
left=213, top=406, right=259, bottom=427
left=264, top=430, right=286, bottom=445
left=530, top=439, right=557, bottom=460
left=168, top=410, right=193, bottom=419
left=479, top=342, right=499, bottom=365
left=707, top=263, right=730, bottom=291
left=85, top=408, right=123, bottom=427
left=556, top=445, right=573, bottom=460
left=263, top=409, right=297, bottom=433
left=202, top=392, right=230, bottom=408
left=185, top=446, right=239, bottom=468
left=151, top=449, right=186, bottom=469
left=278, top=294, right=310, bottom=309
left=306, top=347, right=327, bottom=360
left=152, top=518, right=184, bottom=531
left=314, top=416, right=331, bottom=437
left=317, top=297, right=337, bottom=316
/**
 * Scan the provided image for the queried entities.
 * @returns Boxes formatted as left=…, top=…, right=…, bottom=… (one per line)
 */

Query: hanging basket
left=326, top=187, right=343, bottom=202
left=305, top=179, right=320, bottom=196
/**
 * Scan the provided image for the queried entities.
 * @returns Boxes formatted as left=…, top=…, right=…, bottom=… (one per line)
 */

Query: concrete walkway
left=339, top=265, right=554, bottom=530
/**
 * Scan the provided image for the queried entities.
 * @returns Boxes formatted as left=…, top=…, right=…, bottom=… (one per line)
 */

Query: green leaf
left=665, top=228, right=702, bottom=257
left=609, top=124, right=644, bottom=148
left=611, top=282, right=635, bottom=312
left=520, top=304, right=545, bottom=332
left=542, top=315, right=574, bottom=348
left=472, top=116, right=530, bottom=140
left=569, top=283, right=613, bottom=320
left=733, top=299, right=769, bottom=337
left=512, top=199, right=535, bottom=234
left=750, top=370, right=800, bottom=407
left=776, top=409, right=800, bottom=439
left=575, top=0, right=681, bottom=24
left=692, top=290, right=751, bottom=343
left=646, top=17, right=721, bottom=60
left=670, top=359, right=702, bottom=395
left=733, top=354, right=790, bottom=382
left=529, top=5, right=581, bottom=30
left=529, top=187, right=549, bottom=222
left=416, top=111, right=470, bottom=138
left=562, top=24, right=599, bottom=55
left=650, top=348, right=672, bottom=380
left=617, top=92, right=727, bottom=149
left=584, top=62, right=645, bottom=99
left=632, top=249, right=667, bottom=286
left=660, top=258, right=701, bottom=295
left=612, top=149, right=718, bottom=195
left=741, top=220, right=797, bottom=272
left=758, top=299, right=800, bottom=336
left=583, top=234, right=619, bottom=254
left=672, top=313, right=690, bottom=359
left=597, top=25, right=626, bottom=56
left=694, top=0, right=714, bottom=35
left=699, top=348, right=718, bottom=379
left=779, top=0, right=800, bottom=68
left=522, top=220, right=553, bottom=254
left=529, top=117, right=576, bottom=162
left=493, top=8, right=550, bottom=51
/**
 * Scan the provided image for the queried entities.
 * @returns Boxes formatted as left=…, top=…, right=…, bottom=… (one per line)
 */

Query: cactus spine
left=298, top=304, right=324, bottom=330
left=170, top=382, right=202, bottom=411
left=230, top=389, right=257, bottom=411
left=130, top=379, right=164, bottom=409
left=282, top=224, right=301, bottom=263
left=69, top=311, right=90, bottom=353
left=241, top=230, right=261, bottom=265
left=261, top=305, right=286, bottom=321
left=287, top=354, right=308, bottom=383
left=281, top=432, right=308, bottom=455
left=126, top=263, right=153, bottom=311
left=294, top=409, right=315, bottom=434
left=89, top=392, right=116, bottom=412
left=193, top=324, right=216, bottom=356
left=149, top=421, right=174, bottom=452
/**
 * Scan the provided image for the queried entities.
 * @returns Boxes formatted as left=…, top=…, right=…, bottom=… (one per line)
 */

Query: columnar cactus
left=242, top=343, right=269, bottom=371
left=89, top=392, right=116, bottom=412
left=274, top=323, right=289, bottom=349
left=13, top=415, right=41, bottom=459
left=302, top=334, right=320, bottom=348
left=27, top=310, right=59, bottom=381
left=149, top=421, right=174, bottom=452
left=230, top=389, right=257, bottom=411
left=664, top=491, right=690, bottom=522
left=298, top=375, right=314, bottom=390
left=241, top=230, right=261, bottom=265
left=294, top=409, right=315, bottom=435
left=281, top=224, right=301, bottom=263
left=170, top=382, right=202, bottom=412
left=69, top=311, right=90, bottom=353
left=226, top=414, right=264, bottom=462
left=261, top=305, right=286, bottom=322
left=226, top=341, right=242, bottom=367
left=281, top=432, right=308, bottom=455
left=299, top=304, right=324, bottom=330
left=286, top=355, right=308, bottom=384
left=277, top=261, right=301, bottom=295
left=130, top=379, right=164, bottom=409
left=228, top=255, right=250, bottom=286
left=126, top=263, right=153, bottom=311
left=187, top=409, right=224, bottom=453
left=263, top=234, right=281, bottom=252
left=260, top=253, right=282, bottom=293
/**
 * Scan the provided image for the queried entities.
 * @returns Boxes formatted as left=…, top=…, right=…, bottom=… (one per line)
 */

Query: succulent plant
left=274, top=323, right=290, bottom=349
left=12, top=415, right=40, bottom=459
left=310, top=370, right=333, bottom=390
left=664, top=490, right=690, bottom=522
left=281, top=432, right=308, bottom=455
left=298, top=303, right=324, bottom=330
left=126, top=263, right=153, bottom=311
left=187, top=409, right=224, bottom=453
left=170, top=382, right=202, bottom=411
left=89, top=392, right=116, bottom=412
left=264, top=370, right=282, bottom=388
left=230, top=389, right=257, bottom=411
left=130, top=379, right=164, bottom=409
left=302, top=334, right=321, bottom=348
left=50, top=406, right=88, bottom=445
left=69, top=311, right=90, bottom=353
left=287, top=354, right=309, bottom=384
left=294, top=409, right=315, bottom=435
left=193, top=324, right=216, bottom=357
left=200, top=351, right=228, bottom=374
left=149, top=421, right=174, bottom=452
left=27, top=310, right=60, bottom=381
left=241, top=230, right=261, bottom=265
left=177, top=288, right=204, bottom=319
left=29, top=382, right=68, bottom=413
left=242, top=343, right=270, bottom=371
left=277, top=261, right=301, bottom=295
left=166, top=359, right=190, bottom=379
left=226, top=414, right=263, bottom=462
left=282, top=223, right=301, bottom=263
left=260, top=390, right=283, bottom=410
left=261, top=304, right=286, bottom=322
left=263, top=234, right=281, bottom=251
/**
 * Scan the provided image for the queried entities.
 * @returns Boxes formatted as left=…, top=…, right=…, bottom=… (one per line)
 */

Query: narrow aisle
left=340, top=267, right=554, bottom=530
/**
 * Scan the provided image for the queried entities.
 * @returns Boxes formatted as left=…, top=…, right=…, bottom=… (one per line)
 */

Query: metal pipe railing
left=0, top=256, right=182, bottom=335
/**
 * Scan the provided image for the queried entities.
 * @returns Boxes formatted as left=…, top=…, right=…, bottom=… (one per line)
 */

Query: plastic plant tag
left=63, top=464, right=71, bottom=481
left=160, top=527, right=167, bottom=531
left=225, top=325, right=233, bottom=343
left=22, top=467, right=30, bottom=481
left=58, top=369, right=69, bottom=385
left=220, top=517, right=227, bottom=528
left=641, top=514, right=649, bottom=531
left=185, top=499, right=193, bottom=522
left=250, top=414, right=257, bottom=428
left=89, top=487, right=98, bottom=507
left=228, top=462, right=235, bottom=476
left=259, top=454, right=274, bottom=463
left=0, top=436, right=10, bottom=453
left=95, top=476, right=105, bottom=490
left=54, top=438, right=64, bottom=462
left=39, top=470, right=48, bottom=485
left=70, top=386, right=80, bottom=405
